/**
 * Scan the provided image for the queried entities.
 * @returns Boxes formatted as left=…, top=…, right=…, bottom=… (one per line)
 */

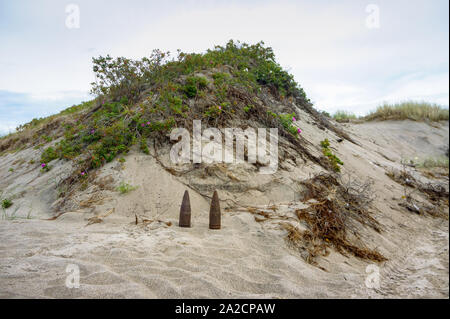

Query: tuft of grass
left=1, top=198, right=13, bottom=209
left=320, top=139, right=343, bottom=172
left=364, top=101, right=449, bottom=122
left=332, top=110, right=358, bottom=123
left=419, top=157, right=449, bottom=168
left=407, top=156, right=450, bottom=169
left=116, top=182, right=138, bottom=194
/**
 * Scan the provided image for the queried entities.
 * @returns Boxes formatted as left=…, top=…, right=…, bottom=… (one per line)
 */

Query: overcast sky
left=0, top=0, right=448, bottom=134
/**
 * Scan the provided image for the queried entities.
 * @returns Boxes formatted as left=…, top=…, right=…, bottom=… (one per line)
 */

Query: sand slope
left=0, top=120, right=448, bottom=298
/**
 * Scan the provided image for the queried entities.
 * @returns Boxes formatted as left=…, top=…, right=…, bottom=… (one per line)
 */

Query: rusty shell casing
left=209, top=190, right=221, bottom=229
left=179, top=190, right=191, bottom=227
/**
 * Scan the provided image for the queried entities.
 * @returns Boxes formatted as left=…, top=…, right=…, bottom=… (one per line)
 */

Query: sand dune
left=0, top=120, right=448, bottom=298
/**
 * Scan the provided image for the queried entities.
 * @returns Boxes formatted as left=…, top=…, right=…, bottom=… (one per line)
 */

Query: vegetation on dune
left=116, top=182, right=138, bottom=194
left=364, top=101, right=449, bottom=122
left=332, top=110, right=358, bottom=123
left=320, top=138, right=343, bottom=172
left=416, top=157, right=449, bottom=169
left=245, top=172, right=386, bottom=264
left=1, top=198, right=13, bottom=209
left=284, top=173, right=386, bottom=264
left=1, top=39, right=331, bottom=205
left=26, top=40, right=312, bottom=179
left=0, top=100, right=95, bottom=155
left=0, top=189, right=13, bottom=210
left=89, top=40, right=309, bottom=104
left=330, top=101, right=449, bottom=123
left=40, top=147, right=59, bottom=164
left=386, top=164, right=449, bottom=219
left=403, top=156, right=450, bottom=169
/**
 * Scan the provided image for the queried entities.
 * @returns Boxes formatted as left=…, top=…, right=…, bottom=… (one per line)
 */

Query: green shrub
left=243, top=104, right=254, bottom=112
left=58, top=138, right=82, bottom=160
left=40, top=147, right=59, bottom=164
left=183, top=84, right=197, bottom=98
left=90, top=51, right=170, bottom=102
left=204, top=105, right=223, bottom=119
left=204, top=40, right=308, bottom=100
left=168, top=95, right=185, bottom=115
left=212, top=72, right=231, bottom=86
left=90, top=122, right=133, bottom=168
left=42, top=135, right=53, bottom=143
left=144, top=117, right=176, bottom=133
left=183, top=76, right=209, bottom=98
left=90, top=40, right=309, bottom=106
left=81, top=129, right=102, bottom=144
left=278, top=113, right=299, bottom=137
left=14, top=40, right=314, bottom=185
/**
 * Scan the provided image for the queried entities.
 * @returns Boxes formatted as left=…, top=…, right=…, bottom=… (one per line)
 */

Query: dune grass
left=364, top=101, right=449, bottom=122
left=116, top=182, right=138, bottom=194
left=414, top=156, right=449, bottom=169
left=330, top=101, right=449, bottom=123
left=332, top=110, right=358, bottom=123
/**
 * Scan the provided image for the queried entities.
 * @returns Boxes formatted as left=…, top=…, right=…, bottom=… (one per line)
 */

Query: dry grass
left=85, top=208, right=115, bottom=227
left=284, top=173, right=386, bottom=265
left=386, top=166, right=449, bottom=218
left=0, top=101, right=93, bottom=156
left=0, top=115, right=70, bottom=156
left=416, top=157, right=449, bottom=169
left=364, top=101, right=449, bottom=122
left=327, top=101, right=449, bottom=124
left=79, top=194, right=107, bottom=208
left=245, top=206, right=294, bottom=223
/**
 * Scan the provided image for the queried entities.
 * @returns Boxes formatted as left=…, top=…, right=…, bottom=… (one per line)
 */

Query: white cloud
left=382, top=73, right=449, bottom=105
